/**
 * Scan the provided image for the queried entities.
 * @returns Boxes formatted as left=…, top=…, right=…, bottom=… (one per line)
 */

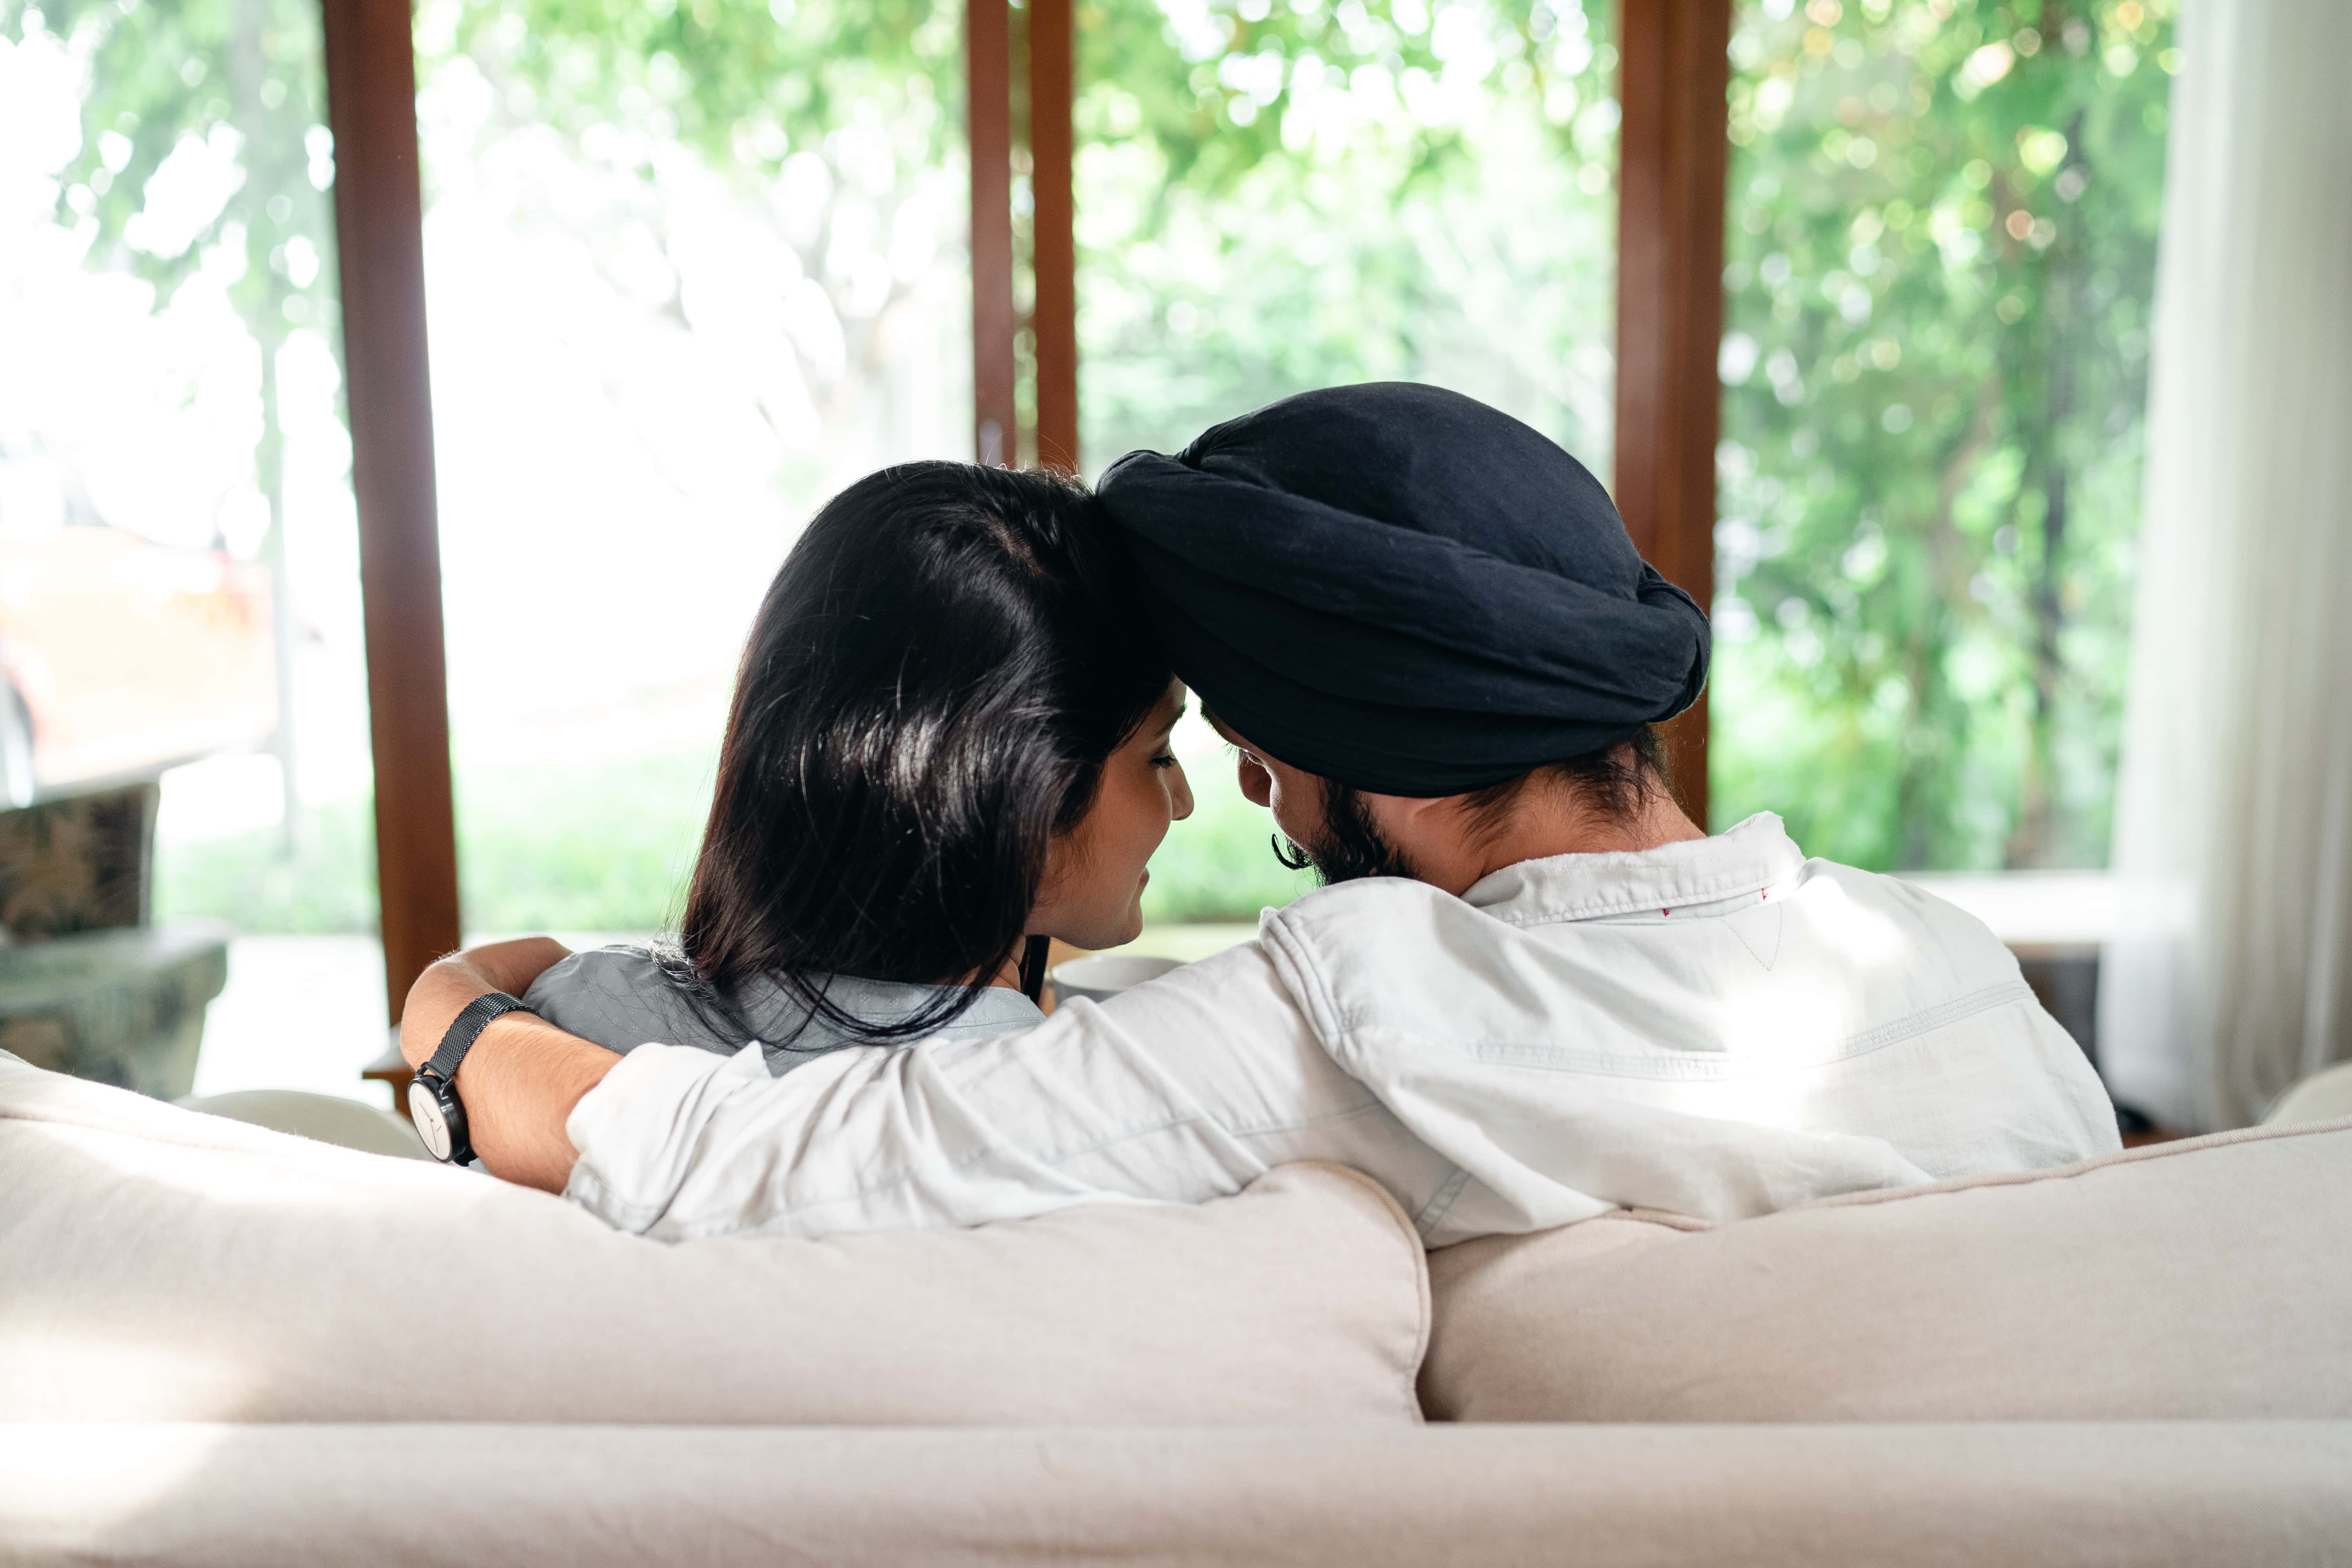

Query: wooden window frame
left=319, top=0, right=460, bottom=1033
left=1613, top=1, right=1730, bottom=827
left=325, top=0, right=1730, bottom=1044
left=968, top=0, right=1017, bottom=466
left=1027, top=0, right=1080, bottom=474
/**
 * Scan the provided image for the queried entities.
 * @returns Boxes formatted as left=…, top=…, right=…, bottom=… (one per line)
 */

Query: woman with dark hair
left=411, top=459, right=1191, bottom=1077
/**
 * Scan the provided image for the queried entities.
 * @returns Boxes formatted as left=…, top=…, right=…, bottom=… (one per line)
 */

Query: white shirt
left=562, top=815, right=2121, bottom=1245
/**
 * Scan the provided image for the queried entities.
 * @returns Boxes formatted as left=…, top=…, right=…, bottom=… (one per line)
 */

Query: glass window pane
left=413, top=0, right=971, bottom=937
left=4, top=0, right=389, bottom=1100
left=1714, top=0, right=2175, bottom=871
left=1079, top=0, right=1621, bottom=924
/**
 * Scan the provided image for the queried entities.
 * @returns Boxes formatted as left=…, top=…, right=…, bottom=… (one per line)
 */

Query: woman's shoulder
left=524, top=945, right=741, bottom=1058
left=530, top=944, right=652, bottom=987
left=800, top=974, right=1042, bottom=1034
left=526, top=945, right=668, bottom=1012
left=741, top=975, right=1045, bottom=1073
left=526, top=948, right=1047, bottom=1068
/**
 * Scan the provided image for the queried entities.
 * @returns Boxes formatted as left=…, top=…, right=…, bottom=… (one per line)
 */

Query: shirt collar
left=1458, top=812, right=1804, bottom=926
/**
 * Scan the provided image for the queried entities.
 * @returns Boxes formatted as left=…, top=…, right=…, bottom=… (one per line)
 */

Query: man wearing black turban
left=1102, top=383, right=1707, bottom=792
left=425, top=385, right=2121, bottom=1245
left=1096, top=382, right=1711, bottom=889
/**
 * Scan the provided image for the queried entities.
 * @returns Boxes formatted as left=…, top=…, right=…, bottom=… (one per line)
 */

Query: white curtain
left=2099, top=0, right=2352, bottom=1130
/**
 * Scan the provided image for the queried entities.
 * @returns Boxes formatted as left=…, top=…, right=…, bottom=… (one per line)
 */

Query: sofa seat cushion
left=1423, top=1116, right=2352, bottom=1422
left=0, top=1053, right=1428, bottom=1426
left=5, top=1421, right=2348, bottom=1568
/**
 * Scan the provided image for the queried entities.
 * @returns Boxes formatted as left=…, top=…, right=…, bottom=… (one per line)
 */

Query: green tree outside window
left=1713, top=0, right=2174, bottom=871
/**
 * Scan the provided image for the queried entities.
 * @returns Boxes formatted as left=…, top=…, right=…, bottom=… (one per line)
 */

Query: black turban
left=1095, top=382, right=1710, bottom=797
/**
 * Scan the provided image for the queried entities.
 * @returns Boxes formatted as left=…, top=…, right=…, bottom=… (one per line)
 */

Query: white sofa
left=4, top=1048, right=2348, bottom=1566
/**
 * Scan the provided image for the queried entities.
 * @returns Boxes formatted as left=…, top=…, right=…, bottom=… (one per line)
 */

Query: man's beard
left=1273, top=779, right=1419, bottom=885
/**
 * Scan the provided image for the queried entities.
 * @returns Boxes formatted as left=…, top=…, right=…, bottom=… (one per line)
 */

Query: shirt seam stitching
left=1222, top=1096, right=1385, bottom=1141
left=1483, top=862, right=1806, bottom=927
left=1411, top=1166, right=1472, bottom=1238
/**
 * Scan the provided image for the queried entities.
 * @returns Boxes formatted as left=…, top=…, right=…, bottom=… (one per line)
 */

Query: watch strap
left=423, top=991, right=535, bottom=1084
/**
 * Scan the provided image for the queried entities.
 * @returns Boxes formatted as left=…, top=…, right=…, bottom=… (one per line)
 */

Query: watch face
left=408, top=1079, right=453, bottom=1161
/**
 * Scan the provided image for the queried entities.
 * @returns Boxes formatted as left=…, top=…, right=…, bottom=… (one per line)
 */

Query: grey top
left=522, top=946, right=1046, bottom=1078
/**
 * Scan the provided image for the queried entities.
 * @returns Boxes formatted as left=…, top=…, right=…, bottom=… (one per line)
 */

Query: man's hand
left=400, top=937, right=617, bottom=1193
left=399, top=936, right=572, bottom=1069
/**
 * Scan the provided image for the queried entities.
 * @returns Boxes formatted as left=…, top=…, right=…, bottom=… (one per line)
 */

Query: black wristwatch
left=409, top=991, right=535, bottom=1163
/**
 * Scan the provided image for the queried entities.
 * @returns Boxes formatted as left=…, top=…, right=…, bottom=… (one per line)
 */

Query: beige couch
left=4, top=1048, right=2348, bottom=1566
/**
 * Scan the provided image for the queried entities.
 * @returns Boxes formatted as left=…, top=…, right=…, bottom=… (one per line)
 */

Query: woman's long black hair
left=655, top=461, right=1171, bottom=1045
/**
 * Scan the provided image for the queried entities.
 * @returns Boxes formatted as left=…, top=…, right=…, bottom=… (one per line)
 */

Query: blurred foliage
left=1711, top=0, right=2174, bottom=870
left=414, top=0, right=1625, bottom=472
left=400, top=0, right=969, bottom=510
left=418, top=0, right=963, bottom=152
left=158, top=748, right=713, bottom=933
left=407, top=0, right=968, bottom=484
left=7, top=0, right=336, bottom=338
left=1074, top=0, right=1620, bottom=466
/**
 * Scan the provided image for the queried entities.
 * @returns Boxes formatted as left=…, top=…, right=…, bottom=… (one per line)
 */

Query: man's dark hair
left=1276, top=726, right=1673, bottom=886
left=661, top=461, right=1171, bottom=1044
left=1455, top=724, right=1673, bottom=847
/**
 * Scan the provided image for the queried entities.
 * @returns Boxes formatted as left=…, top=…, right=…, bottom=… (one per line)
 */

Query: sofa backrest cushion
left=2264, top=1061, right=2352, bottom=1126
left=0, top=1054, right=1428, bottom=1426
left=1423, top=1117, right=2352, bottom=1422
